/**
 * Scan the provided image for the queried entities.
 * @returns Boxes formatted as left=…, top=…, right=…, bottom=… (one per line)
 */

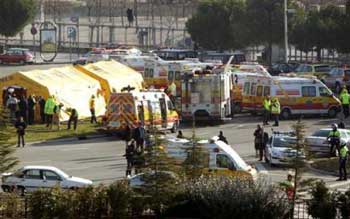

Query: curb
left=306, top=161, right=338, bottom=176
left=32, top=61, right=72, bottom=65
left=27, top=133, right=110, bottom=146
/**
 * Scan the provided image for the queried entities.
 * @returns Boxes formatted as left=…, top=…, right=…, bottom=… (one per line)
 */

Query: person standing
left=263, top=96, right=271, bottom=125
left=124, top=140, right=136, bottom=176
left=271, top=97, right=281, bottom=127
left=6, top=94, right=18, bottom=123
left=38, top=96, right=46, bottom=124
left=89, top=95, right=97, bottom=124
left=133, top=122, right=145, bottom=151
left=337, top=141, right=349, bottom=181
left=15, top=116, right=26, bottom=147
left=27, top=94, right=36, bottom=125
left=328, top=124, right=341, bottom=156
left=67, top=108, right=79, bottom=131
left=218, top=131, right=228, bottom=144
left=53, top=103, right=64, bottom=130
left=254, top=125, right=264, bottom=158
left=44, top=96, right=56, bottom=129
left=18, top=95, right=28, bottom=123
left=340, top=89, right=350, bottom=119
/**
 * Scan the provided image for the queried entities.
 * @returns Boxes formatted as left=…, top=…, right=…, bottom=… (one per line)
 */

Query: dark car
left=0, top=48, right=34, bottom=65
left=268, top=63, right=298, bottom=76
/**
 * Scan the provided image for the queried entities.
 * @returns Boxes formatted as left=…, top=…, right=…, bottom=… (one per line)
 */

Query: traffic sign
left=31, top=24, right=37, bottom=35
left=67, top=26, right=77, bottom=40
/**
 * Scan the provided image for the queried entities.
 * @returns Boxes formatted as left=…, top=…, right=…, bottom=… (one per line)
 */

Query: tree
left=186, top=0, right=247, bottom=51
left=0, top=0, right=36, bottom=37
left=245, top=0, right=284, bottom=65
left=0, top=107, right=19, bottom=173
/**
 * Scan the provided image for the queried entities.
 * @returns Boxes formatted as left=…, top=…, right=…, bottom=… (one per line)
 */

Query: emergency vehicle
left=164, top=136, right=258, bottom=180
left=105, top=90, right=179, bottom=132
left=241, top=75, right=341, bottom=119
left=181, top=69, right=232, bottom=121
left=110, top=55, right=151, bottom=73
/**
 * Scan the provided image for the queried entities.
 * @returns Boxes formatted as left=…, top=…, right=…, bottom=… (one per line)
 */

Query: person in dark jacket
left=133, top=122, right=145, bottom=151
left=18, top=95, right=28, bottom=123
left=27, top=95, right=36, bottom=125
left=218, top=131, right=228, bottom=144
left=254, top=125, right=264, bottom=158
left=67, top=108, right=78, bottom=130
left=15, top=117, right=27, bottom=147
left=38, top=96, right=46, bottom=124
left=124, top=140, right=136, bottom=176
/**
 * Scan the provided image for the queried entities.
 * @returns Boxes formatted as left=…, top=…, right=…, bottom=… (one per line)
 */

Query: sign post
left=30, top=23, right=38, bottom=62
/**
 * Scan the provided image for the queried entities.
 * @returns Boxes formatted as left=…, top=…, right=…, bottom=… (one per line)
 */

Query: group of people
left=123, top=122, right=147, bottom=176
left=4, top=91, right=101, bottom=147
left=263, top=96, right=281, bottom=127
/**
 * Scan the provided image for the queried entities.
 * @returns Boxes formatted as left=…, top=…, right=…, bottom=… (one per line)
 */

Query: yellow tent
left=75, top=60, right=144, bottom=102
left=0, top=66, right=106, bottom=121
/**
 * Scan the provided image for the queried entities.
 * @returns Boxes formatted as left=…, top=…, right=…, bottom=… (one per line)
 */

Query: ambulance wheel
left=171, top=123, right=177, bottom=133
left=328, top=107, right=338, bottom=118
left=281, top=108, right=291, bottom=120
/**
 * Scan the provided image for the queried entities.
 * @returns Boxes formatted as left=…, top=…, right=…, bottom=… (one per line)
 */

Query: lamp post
left=284, top=0, right=288, bottom=63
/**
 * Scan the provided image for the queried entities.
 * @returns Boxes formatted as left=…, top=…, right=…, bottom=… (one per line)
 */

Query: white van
left=164, top=136, right=258, bottom=180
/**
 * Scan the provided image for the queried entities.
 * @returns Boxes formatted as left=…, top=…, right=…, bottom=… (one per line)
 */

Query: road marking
left=328, top=181, right=350, bottom=188
left=61, top=148, right=88, bottom=151
left=22, top=160, right=51, bottom=164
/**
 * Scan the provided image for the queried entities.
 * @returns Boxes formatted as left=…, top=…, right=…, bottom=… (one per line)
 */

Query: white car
left=265, top=132, right=305, bottom=166
left=1, top=166, right=92, bottom=194
left=305, top=128, right=350, bottom=155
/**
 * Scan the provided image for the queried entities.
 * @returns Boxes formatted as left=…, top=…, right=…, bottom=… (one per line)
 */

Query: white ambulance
left=164, top=136, right=258, bottom=180
left=242, top=75, right=341, bottom=119
left=181, top=69, right=232, bottom=121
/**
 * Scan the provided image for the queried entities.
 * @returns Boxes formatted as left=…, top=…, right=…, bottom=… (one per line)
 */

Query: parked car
left=321, top=67, right=350, bottom=94
left=265, top=132, right=305, bottom=166
left=73, top=51, right=109, bottom=65
left=1, top=166, right=92, bottom=195
left=268, top=63, right=298, bottom=76
left=293, top=63, right=331, bottom=78
left=128, top=171, right=178, bottom=190
left=305, top=128, right=350, bottom=155
left=0, top=48, right=34, bottom=65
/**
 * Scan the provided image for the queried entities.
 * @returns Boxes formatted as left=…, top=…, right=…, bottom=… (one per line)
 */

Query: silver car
left=305, top=128, right=350, bottom=154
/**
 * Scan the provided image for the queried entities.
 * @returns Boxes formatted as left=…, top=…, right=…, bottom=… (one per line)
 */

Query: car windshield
left=314, top=65, right=330, bottom=72
left=273, top=137, right=296, bottom=148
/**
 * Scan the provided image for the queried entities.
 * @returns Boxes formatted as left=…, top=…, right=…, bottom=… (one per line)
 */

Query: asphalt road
left=13, top=115, right=350, bottom=192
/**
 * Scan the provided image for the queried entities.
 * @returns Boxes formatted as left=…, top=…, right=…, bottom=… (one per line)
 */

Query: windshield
left=314, top=65, right=330, bottom=72
left=273, top=137, right=297, bottom=148
left=312, top=130, right=331, bottom=137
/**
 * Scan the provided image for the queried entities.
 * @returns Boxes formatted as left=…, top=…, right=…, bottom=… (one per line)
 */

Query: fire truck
left=181, top=68, right=232, bottom=121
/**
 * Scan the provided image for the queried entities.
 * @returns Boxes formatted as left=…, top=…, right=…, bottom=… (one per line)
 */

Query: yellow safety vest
left=341, top=92, right=350, bottom=105
left=263, top=99, right=271, bottom=111
left=340, top=146, right=349, bottom=158
left=271, top=100, right=281, bottom=114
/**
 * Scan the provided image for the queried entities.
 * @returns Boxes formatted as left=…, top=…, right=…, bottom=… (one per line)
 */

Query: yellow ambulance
left=104, top=90, right=180, bottom=132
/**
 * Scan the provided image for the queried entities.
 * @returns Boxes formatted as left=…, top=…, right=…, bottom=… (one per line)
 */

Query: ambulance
left=110, top=55, right=151, bottom=73
left=144, top=58, right=215, bottom=111
left=181, top=69, right=232, bottom=121
left=164, top=136, right=258, bottom=180
left=104, top=90, right=180, bottom=132
left=241, top=75, right=341, bottom=119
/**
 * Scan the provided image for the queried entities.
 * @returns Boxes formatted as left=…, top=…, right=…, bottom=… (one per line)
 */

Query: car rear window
left=312, top=130, right=330, bottom=137
left=314, top=65, right=330, bottom=72
left=273, top=137, right=296, bottom=148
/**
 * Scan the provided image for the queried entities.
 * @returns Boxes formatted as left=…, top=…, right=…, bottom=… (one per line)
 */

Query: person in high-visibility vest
left=340, top=89, right=350, bottom=119
left=168, top=81, right=177, bottom=107
left=337, top=141, right=349, bottom=181
left=327, top=123, right=341, bottom=156
left=262, top=96, right=271, bottom=125
left=44, top=95, right=56, bottom=129
left=89, top=95, right=97, bottom=124
left=271, top=97, right=281, bottom=127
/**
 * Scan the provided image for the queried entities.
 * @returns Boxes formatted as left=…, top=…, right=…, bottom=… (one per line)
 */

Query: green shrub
left=0, top=193, right=23, bottom=218
left=107, top=180, right=133, bottom=219
left=165, top=176, right=289, bottom=219
left=338, top=189, right=350, bottom=219
left=307, top=181, right=337, bottom=219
